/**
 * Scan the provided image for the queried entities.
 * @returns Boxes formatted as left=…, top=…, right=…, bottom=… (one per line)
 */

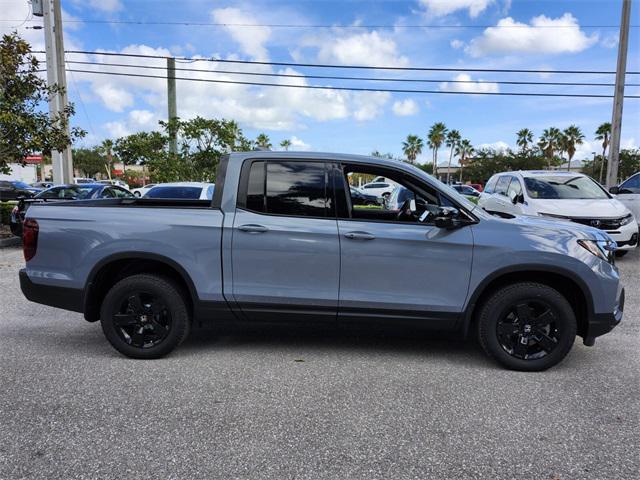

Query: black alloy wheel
left=112, top=292, right=172, bottom=349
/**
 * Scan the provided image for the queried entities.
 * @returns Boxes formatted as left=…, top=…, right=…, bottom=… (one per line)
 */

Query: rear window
left=145, top=186, right=203, bottom=199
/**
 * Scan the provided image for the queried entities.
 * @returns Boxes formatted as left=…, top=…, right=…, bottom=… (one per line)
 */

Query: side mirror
left=609, top=186, right=620, bottom=195
left=434, top=206, right=460, bottom=229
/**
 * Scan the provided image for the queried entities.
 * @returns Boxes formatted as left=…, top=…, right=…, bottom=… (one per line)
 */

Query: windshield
left=401, top=163, right=478, bottom=212
left=524, top=176, right=609, bottom=199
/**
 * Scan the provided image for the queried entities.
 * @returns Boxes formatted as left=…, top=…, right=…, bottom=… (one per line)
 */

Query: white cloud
left=128, top=110, right=156, bottom=129
left=74, top=0, right=122, bottom=13
left=601, top=34, right=618, bottom=49
left=211, top=8, right=271, bottom=61
left=352, top=92, right=391, bottom=121
left=289, top=136, right=311, bottom=151
left=450, top=39, right=465, bottom=49
left=93, top=84, right=134, bottom=112
left=314, top=31, right=408, bottom=67
left=439, top=74, right=499, bottom=94
left=419, top=0, right=494, bottom=18
left=466, top=13, right=598, bottom=57
left=103, top=121, right=130, bottom=138
left=477, top=141, right=511, bottom=153
left=392, top=99, right=419, bottom=116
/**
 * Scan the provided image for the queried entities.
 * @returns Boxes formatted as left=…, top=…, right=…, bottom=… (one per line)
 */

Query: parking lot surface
left=0, top=245, right=638, bottom=480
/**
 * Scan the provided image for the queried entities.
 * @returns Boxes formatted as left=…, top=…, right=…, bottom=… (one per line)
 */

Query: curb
left=0, top=236, right=21, bottom=248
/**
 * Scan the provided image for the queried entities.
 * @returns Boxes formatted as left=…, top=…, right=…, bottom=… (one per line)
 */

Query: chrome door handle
left=238, top=224, right=269, bottom=233
left=344, top=231, right=375, bottom=240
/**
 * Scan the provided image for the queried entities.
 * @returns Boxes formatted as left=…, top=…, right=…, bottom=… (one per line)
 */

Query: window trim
left=236, top=158, right=336, bottom=220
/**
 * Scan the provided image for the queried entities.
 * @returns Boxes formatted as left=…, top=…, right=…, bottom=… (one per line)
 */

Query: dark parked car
left=0, top=180, right=41, bottom=202
left=452, top=185, right=481, bottom=197
left=349, top=187, right=379, bottom=206
left=10, top=183, right=134, bottom=236
left=31, top=181, right=54, bottom=189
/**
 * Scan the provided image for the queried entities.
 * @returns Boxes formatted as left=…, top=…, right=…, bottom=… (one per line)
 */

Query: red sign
left=24, top=155, right=43, bottom=164
left=112, top=169, right=123, bottom=176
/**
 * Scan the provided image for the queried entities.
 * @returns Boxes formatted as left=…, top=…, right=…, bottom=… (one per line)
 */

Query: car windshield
left=145, top=186, right=203, bottom=199
left=524, top=176, right=609, bottom=199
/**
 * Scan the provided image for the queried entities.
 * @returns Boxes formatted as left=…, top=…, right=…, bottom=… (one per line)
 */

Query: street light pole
left=606, top=0, right=632, bottom=187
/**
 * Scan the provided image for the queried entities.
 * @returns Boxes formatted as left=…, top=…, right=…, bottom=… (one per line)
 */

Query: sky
left=2, top=0, right=639, bottom=165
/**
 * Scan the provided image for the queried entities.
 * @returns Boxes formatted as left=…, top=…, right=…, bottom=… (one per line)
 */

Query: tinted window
left=524, top=176, right=609, bottom=199
left=620, top=174, right=640, bottom=192
left=13, top=181, right=30, bottom=189
left=246, top=161, right=266, bottom=212
left=110, top=187, right=135, bottom=198
left=266, top=162, right=327, bottom=217
left=495, top=176, right=511, bottom=195
left=145, top=186, right=203, bottom=199
left=484, top=176, right=498, bottom=194
left=38, top=186, right=97, bottom=199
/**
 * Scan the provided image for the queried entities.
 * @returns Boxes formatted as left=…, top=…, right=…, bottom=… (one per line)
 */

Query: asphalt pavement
left=0, top=245, right=638, bottom=479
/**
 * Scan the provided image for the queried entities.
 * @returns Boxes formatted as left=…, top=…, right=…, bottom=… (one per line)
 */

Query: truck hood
left=531, top=198, right=631, bottom=219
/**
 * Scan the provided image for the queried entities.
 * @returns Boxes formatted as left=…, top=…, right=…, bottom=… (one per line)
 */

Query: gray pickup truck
left=19, top=152, right=624, bottom=370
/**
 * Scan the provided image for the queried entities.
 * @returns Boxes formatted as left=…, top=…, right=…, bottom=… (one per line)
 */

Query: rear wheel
left=100, top=274, right=191, bottom=359
left=133, top=191, right=141, bottom=197
left=478, top=282, right=576, bottom=371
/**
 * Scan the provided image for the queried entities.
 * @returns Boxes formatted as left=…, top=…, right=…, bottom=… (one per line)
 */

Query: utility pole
left=167, top=57, right=178, bottom=154
left=37, top=0, right=74, bottom=184
left=606, top=0, right=632, bottom=187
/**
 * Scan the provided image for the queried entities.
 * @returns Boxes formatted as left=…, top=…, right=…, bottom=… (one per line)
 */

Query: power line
left=67, top=69, right=96, bottom=138
left=59, top=68, right=640, bottom=99
left=53, top=50, right=640, bottom=75
left=4, top=18, right=637, bottom=29
left=54, top=59, right=640, bottom=88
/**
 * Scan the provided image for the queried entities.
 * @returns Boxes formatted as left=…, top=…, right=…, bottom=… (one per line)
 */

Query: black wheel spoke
left=127, top=294, right=145, bottom=314
left=113, top=313, right=138, bottom=327
left=129, top=328, right=146, bottom=346
left=535, top=331, right=558, bottom=352
left=497, top=322, right=519, bottom=337
left=149, top=319, right=168, bottom=338
left=513, top=337, right=528, bottom=358
left=515, top=303, right=533, bottom=322
left=533, top=309, right=554, bottom=327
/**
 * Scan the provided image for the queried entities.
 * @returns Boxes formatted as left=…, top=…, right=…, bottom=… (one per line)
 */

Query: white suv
left=359, top=181, right=395, bottom=198
left=610, top=172, right=640, bottom=228
left=478, top=170, right=638, bottom=256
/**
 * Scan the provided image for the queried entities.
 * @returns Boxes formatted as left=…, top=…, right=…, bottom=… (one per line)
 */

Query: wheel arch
left=83, top=252, right=198, bottom=322
left=462, top=265, right=595, bottom=339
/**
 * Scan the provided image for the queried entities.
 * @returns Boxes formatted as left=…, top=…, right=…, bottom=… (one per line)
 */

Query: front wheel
left=615, top=250, right=628, bottom=258
left=100, top=274, right=191, bottom=359
left=133, top=191, right=141, bottom=197
left=478, top=282, right=576, bottom=371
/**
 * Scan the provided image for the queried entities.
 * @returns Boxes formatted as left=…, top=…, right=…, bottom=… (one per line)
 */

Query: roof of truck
left=228, top=151, right=399, bottom=167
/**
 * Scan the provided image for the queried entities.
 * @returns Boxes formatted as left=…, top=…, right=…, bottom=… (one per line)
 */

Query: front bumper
left=607, top=221, right=639, bottom=250
left=586, top=287, right=625, bottom=339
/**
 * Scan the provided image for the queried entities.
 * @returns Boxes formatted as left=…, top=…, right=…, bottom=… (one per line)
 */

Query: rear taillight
left=23, top=218, right=39, bottom=262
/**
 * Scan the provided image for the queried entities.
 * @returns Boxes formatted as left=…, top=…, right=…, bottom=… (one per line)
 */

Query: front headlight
left=620, top=214, right=634, bottom=226
left=578, top=239, right=616, bottom=263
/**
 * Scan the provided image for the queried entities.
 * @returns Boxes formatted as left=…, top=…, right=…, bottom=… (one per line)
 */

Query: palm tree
left=455, top=139, right=474, bottom=182
left=98, top=139, right=114, bottom=179
left=538, top=127, right=562, bottom=169
left=563, top=125, right=584, bottom=171
left=595, top=122, right=612, bottom=183
left=402, top=134, right=424, bottom=164
left=516, top=128, right=534, bottom=153
left=427, top=122, right=447, bottom=177
left=444, top=129, right=461, bottom=184
left=280, top=139, right=292, bottom=151
left=255, top=133, right=272, bottom=150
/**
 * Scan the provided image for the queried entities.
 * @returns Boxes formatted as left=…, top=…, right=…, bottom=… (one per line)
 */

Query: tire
left=615, top=250, right=628, bottom=258
left=100, top=274, right=191, bottom=359
left=133, top=191, right=141, bottom=197
left=477, top=282, right=577, bottom=371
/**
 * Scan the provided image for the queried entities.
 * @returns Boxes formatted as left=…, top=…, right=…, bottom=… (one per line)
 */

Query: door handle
left=344, top=231, right=375, bottom=240
left=238, top=224, right=269, bottom=233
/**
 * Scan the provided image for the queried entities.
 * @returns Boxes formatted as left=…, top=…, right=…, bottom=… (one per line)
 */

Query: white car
left=610, top=172, right=640, bottom=228
left=359, top=181, right=396, bottom=198
left=131, top=183, right=157, bottom=197
left=98, top=179, right=130, bottom=190
left=144, top=182, right=215, bottom=200
left=73, top=177, right=95, bottom=184
left=478, top=170, right=638, bottom=255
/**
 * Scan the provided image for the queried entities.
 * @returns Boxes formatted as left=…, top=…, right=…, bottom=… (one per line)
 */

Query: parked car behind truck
left=19, top=152, right=624, bottom=371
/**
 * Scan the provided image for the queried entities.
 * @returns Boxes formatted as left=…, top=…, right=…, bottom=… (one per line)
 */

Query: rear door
left=231, top=159, right=340, bottom=322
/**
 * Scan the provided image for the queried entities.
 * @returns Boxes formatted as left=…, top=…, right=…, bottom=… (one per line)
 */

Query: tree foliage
left=0, top=32, right=85, bottom=174
left=72, top=147, right=107, bottom=178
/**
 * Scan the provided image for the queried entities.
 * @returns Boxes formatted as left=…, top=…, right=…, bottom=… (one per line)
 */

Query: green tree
left=595, top=122, right=612, bottom=183
left=113, top=131, right=170, bottom=182
left=401, top=134, right=424, bottom=164
left=0, top=32, right=85, bottom=174
left=280, top=139, right=292, bottom=151
left=427, top=122, right=447, bottom=176
left=255, top=133, right=272, bottom=150
left=538, top=127, right=562, bottom=169
left=72, top=147, right=106, bottom=178
left=563, top=125, right=584, bottom=171
left=445, top=129, right=461, bottom=184
left=455, top=139, right=474, bottom=182
left=516, top=128, right=534, bottom=153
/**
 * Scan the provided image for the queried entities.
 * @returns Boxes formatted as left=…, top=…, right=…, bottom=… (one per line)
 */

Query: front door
left=336, top=164, right=474, bottom=328
left=231, top=159, right=340, bottom=322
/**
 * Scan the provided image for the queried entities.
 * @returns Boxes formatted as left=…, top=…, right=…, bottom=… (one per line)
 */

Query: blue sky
left=2, top=0, right=639, bottom=164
